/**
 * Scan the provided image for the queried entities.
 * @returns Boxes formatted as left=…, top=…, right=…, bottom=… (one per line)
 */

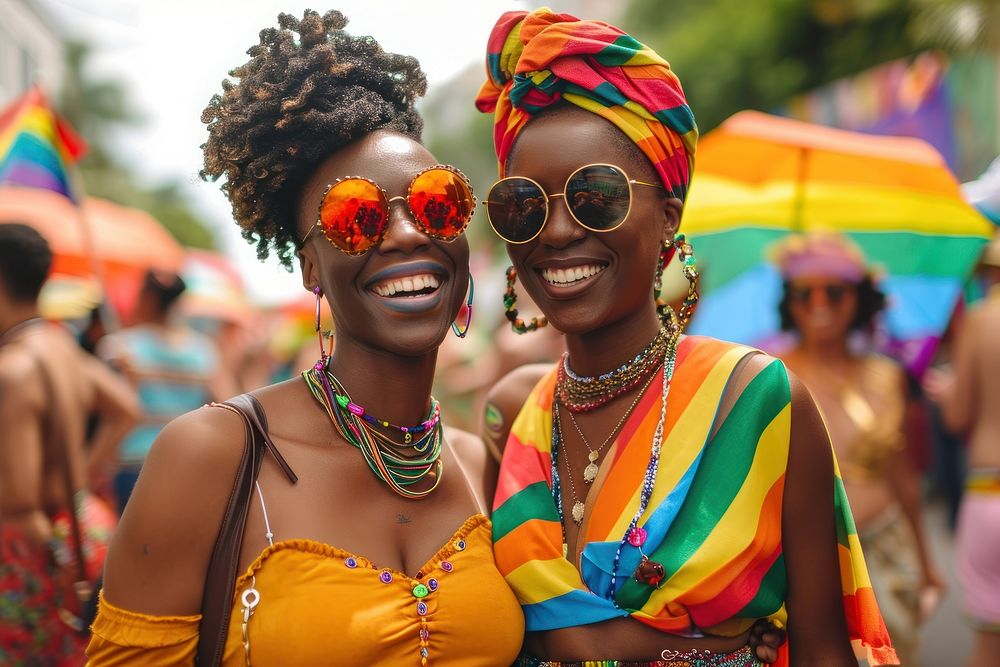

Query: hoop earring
left=451, top=275, right=474, bottom=338
left=674, top=234, right=699, bottom=333
left=314, top=286, right=329, bottom=362
left=504, top=266, right=547, bottom=335
left=653, top=240, right=677, bottom=331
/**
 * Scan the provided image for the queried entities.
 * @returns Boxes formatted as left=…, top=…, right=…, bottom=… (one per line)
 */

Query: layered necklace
left=551, top=327, right=674, bottom=526
left=303, top=358, right=444, bottom=500
left=557, top=326, right=670, bottom=412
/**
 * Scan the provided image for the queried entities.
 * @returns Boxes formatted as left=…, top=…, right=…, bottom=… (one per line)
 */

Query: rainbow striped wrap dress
left=492, top=336, right=898, bottom=665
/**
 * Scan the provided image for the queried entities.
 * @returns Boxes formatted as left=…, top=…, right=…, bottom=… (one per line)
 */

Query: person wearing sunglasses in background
left=86, top=10, right=524, bottom=665
left=477, top=9, right=898, bottom=667
left=773, top=232, right=943, bottom=666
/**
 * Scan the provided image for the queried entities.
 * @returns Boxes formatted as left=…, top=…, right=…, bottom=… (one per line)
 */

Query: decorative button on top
left=455, top=539, right=466, bottom=551
left=379, top=570, right=393, bottom=584
left=345, top=557, right=357, bottom=568
left=427, top=578, right=438, bottom=592
left=440, top=560, right=454, bottom=572
left=412, top=583, right=430, bottom=598
left=416, top=601, right=428, bottom=616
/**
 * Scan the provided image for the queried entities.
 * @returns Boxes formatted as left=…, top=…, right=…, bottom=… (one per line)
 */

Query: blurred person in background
left=925, top=234, right=1000, bottom=667
left=98, top=269, right=221, bottom=513
left=774, top=231, right=942, bottom=665
left=0, top=223, right=138, bottom=664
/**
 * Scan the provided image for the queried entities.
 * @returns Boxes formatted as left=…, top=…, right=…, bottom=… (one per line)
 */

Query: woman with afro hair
left=87, top=10, right=524, bottom=665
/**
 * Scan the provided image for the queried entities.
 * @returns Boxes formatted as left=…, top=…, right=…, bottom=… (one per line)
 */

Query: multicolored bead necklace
left=303, top=358, right=444, bottom=499
left=550, top=330, right=677, bottom=541
left=608, top=332, right=679, bottom=598
left=557, top=326, right=669, bottom=412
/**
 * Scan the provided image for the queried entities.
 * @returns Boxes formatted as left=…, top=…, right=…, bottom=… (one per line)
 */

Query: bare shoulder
left=445, top=425, right=497, bottom=509
left=719, top=347, right=785, bottom=406
left=102, top=402, right=248, bottom=615
left=481, top=363, right=553, bottom=458
left=0, top=343, right=38, bottom=386
left=446, top=426, right=490, bottom=471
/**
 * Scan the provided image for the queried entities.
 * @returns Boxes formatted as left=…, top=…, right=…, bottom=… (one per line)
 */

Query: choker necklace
left=303, top=359, right=444, bottom=499
left=557, top=327, right=669, bottom=412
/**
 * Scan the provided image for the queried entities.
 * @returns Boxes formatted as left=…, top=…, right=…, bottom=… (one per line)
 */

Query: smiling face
left=297, top=131, right=470, bottom=357
left=503, top=106, right=681, bottom=336
left=787, top=276, right=859, bottom=346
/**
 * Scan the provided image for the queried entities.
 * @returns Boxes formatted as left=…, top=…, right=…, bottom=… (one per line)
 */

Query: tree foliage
left=620, top=0, right=932, bottom=133
left=58, top=41, right=215, bottom=249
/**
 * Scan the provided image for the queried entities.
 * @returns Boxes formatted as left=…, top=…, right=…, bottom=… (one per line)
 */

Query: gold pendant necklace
left=565, top=368, right=659, bottom=484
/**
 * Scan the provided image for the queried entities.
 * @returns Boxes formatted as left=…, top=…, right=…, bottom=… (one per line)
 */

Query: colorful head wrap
left=475, top=8, right=698, bottom=201
left=771, top=232, right=870, bottom=283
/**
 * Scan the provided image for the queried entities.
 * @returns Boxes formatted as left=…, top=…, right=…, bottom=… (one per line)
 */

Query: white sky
left=35, top=0, right=555, bottom=303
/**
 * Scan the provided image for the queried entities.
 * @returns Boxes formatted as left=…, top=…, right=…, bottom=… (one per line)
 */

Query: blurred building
left=0, top=0, right=65, bottom=104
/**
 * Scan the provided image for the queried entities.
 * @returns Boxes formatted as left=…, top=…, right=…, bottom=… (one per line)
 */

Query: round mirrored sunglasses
left=303, top=165, right=475, bottom=255
left=483, top=163, right=663, bottom=244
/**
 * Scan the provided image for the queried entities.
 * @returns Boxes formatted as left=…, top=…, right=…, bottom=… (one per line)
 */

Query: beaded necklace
left=550, top=331, right=679, bottom=563
left=608, top=333, right=678, bottom=599
left=557, top=327, right=669, bottom=412
left=303, top=359, right=444, bottom=499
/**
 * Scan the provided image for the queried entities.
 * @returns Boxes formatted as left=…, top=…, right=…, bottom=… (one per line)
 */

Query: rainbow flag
left=0, top=87, right=86, bottom=201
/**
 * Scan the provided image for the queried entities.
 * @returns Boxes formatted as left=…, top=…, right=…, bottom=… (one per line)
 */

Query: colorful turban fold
left=771, top=232, right=871, bottom=283
left=475, top=8, right=698, bottom=201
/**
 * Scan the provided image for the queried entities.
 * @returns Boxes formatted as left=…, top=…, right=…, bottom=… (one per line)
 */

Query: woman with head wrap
left=86, top=10, right=524, bottom=665
left=772, top=232, right=943, bottom=665
left=477, top=9, right=899, bottom=667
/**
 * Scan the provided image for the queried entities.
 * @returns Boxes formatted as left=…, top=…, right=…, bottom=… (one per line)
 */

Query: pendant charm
left=571, top=501, right=585, bottom=525
left=584, top=450, right=600, bottom=483
left=634, top=555, right=665, bottom=587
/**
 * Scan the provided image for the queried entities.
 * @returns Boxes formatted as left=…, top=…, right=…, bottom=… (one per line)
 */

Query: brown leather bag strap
left=195, top=394, right=296, bottom=665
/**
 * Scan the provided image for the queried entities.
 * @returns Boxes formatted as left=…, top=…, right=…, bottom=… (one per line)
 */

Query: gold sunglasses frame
left=482, top=162, right=664, bottom=245
left=303, top=164, right=477, bottom=255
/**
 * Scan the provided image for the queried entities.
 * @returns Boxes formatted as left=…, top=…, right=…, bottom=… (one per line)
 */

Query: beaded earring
left=504, top=265, right=547, bottom=335
left=673, top=234, right=700, bottom=333
left=451, top=275, right=475, bottom=338
left=314, top=286, right=330, bottom=362
left=653, top=240, right=676, bottom=331
left=653, top=234, right=700, bottom=334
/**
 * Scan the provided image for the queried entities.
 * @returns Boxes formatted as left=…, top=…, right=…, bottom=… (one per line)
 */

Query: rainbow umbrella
left=682, top=111, right=992, bottom=374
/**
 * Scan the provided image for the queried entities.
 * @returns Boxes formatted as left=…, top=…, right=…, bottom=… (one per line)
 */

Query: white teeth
left=541, top=264, right=606, bottom=285
left=372, top=273, right=442, bottom=297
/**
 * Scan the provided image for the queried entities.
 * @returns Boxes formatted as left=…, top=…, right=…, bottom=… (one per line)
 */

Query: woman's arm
left=782, top=371, right=856, bottom=666
left=101, top=405, right=246, bottom=615
left=480, top=363, right=551, bottom=462
left=82, top=354, right=141, bottom=485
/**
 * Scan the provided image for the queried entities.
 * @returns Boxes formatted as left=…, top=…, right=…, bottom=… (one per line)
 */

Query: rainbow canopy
left=682, top=111, right=993, bottom=373
left=0, top=87, right=86, bottom=201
